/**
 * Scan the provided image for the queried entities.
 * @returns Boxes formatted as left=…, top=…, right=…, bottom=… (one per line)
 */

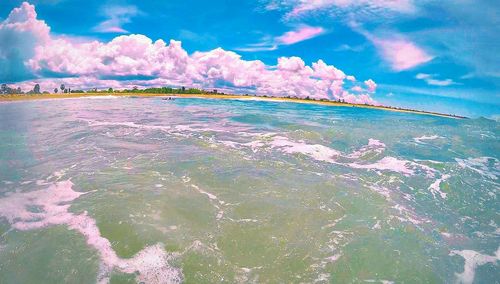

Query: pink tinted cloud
left=236, top=26, right=324, bottom=52
left=94, top=25, right=128, bottom=33
left=371, top=37, right=433, bottom=71
left=351, top=86, right=364, bottom=92
left=364, top=79, right=377, bottom=92
left=351, top=22, right=433, bottom=71
left=4, top=2, right=377, bottom=105
left=277, top=26, right=325, bottom=45
left=93, top=5, right=140, bottom=34
left=1, top=2, right=50, bottom=44
left=312, top=60, right=345, bottom=80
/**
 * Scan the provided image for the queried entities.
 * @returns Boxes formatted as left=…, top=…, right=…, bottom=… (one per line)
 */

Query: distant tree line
left=0, top=83, right=82, bottom=95
left=1, top=83, right=45, bottom=94
left=0, top=82, right=347, bottom=104
left=1, top=84, right=23, bottom=94
left=0, top=84, right=206, bottom=95
left=118, top=86, right=204, bottom=94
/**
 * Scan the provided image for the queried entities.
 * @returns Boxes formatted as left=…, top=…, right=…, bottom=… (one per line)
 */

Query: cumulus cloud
left=1, top=2, right=377, bottom=105
left=349, top=79, right=376, bottom=93
left=364, top=79, right=377, bottom=92
left=0, top=2, right=50, bottom=82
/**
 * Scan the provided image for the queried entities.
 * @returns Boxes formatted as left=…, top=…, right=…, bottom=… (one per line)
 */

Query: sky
left=0, top=0, right=499, bottom=118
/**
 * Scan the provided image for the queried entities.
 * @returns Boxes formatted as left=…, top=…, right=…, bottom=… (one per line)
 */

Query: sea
left=0, top=96, right=498, bottom=283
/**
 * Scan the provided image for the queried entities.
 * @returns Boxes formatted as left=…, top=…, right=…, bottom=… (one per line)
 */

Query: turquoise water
left=0, top=97, right=498, bottom=283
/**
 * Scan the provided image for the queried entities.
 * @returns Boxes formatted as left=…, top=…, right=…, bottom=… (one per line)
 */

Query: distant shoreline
left=0, top=92, right=468, bottom=119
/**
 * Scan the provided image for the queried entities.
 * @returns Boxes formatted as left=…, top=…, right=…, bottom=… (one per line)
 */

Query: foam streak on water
left=0, top=180, right=182, bottom=284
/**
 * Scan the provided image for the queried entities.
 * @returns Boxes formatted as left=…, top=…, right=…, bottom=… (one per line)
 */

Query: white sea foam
left=450, top=247, right=499, bottom=284
left=364, top=280, right=395, bottom=284
left=321, top=215, right=345, bottom=229
left=84, top=119, right=172, bottom=132
left=414, top=159, right=444, bottom=164
left=190, top=184, right=218, bottom=201
left=348, top=139, right=386, bottom=159
left=363, top=180, right=430, bottom=227
left=225, top=135, right=436, bottom=178
left=219, top=140, right=240, bottom=148
left=428, top=174, right=450, bottom=199
left=455, top=157, right=499, bottom=180
left=83, top=95, right=121, bottom=100
left=391, top=204, right=424, bottom=225
left=84, top=119, right=251, bottom=140
left=269, top=136, right=341, bottom=163
left=0, top=180, right=183, bottom=284
left=371, top=220, right=382, bottom=230
left=349, top=157, right=415, bottom=176
left=85, top=118, right=432, bottom=180
left=182, top=177, right=226, bottom=220
left=414, top=135, right=442, bottom=144
left=367, top=184, right=391, bottom=200
left=313, top=273, right=331, bottom=283
left=228, top=97, right=288, bottom=103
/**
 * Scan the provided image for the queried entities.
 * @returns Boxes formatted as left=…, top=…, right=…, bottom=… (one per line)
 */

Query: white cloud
left=364, top=79, right=377, bottom=92
left=351, top=22, right=433, bottom=71
left=236, top=25, right=325, bottom=52
left=93, top=5, right=141, bottom=34
left=415, top=73, right=456, bottom=86
left=262, top=0, right=417, bottom=20
left=290, top=0, right=416, bottom=16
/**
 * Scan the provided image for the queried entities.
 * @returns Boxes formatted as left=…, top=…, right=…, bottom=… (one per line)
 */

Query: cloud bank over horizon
left=0, top=2, right=377, bottom=104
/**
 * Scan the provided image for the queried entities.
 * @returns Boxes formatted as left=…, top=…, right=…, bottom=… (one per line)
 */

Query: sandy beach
left=0, top=92, right=467, bottom=119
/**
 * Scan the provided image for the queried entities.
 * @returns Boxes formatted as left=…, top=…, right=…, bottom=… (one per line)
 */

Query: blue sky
left=0, top=0, right=499, bottom=117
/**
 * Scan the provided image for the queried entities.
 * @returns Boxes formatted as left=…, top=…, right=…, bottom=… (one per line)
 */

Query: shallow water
left=0, top=97, right=498, bottom=283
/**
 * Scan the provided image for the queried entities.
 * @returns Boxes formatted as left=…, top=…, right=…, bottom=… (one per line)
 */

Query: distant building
left=213, top=89, right=218, bottom=94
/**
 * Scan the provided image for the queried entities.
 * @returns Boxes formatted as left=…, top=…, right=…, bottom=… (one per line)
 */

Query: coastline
left=0, top=92, right=468, bottom=119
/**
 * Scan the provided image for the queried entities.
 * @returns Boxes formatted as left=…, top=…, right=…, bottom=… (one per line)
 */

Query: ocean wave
left=222, top=134, right=436, bottom=177
left=82, top=118, right=253, bottom=139
left=82, top=117, right=453, bottom=202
